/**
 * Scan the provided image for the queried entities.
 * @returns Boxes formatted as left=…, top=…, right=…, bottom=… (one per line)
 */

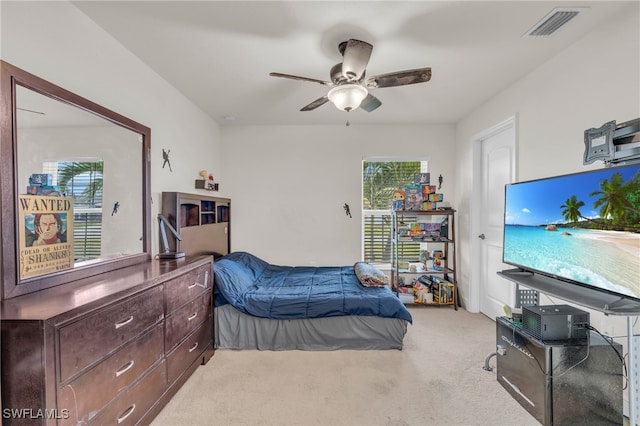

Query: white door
left=473, top=117, right=516, bottom=320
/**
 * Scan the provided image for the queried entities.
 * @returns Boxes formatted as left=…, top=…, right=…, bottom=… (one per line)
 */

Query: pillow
left=354, top=262, right=389, bottom=287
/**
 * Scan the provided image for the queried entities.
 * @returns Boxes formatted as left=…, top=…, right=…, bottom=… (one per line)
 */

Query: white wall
left=18, top=126, right=143, bottom=256
left=221, top=124, right=455, bottom=265
left=453, top=3, right=639, bottom=328
left=1, top=0, right=225, bottom=255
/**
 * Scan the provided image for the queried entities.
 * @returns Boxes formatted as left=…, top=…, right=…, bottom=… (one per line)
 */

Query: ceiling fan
left=270, top=39, right=431, bottom=113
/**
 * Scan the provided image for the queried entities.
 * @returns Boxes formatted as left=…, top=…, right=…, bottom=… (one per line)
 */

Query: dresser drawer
left=165, top=264, right=210, bottom=313
left=166, top=319, right=212, bottom=384
left=59, top=285, right=164, bottom=382
left=88, top=360, right=167, bottom=426
left=59, top=324, right=163, bottom=425
left=165, top=290, right=212, bottom=351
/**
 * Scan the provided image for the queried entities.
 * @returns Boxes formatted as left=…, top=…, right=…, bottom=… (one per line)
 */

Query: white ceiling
left=72, top=1, right=632, bottom=127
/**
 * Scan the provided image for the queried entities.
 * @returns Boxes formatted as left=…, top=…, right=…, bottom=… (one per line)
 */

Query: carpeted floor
left=151, top=306, right=538, bottom=426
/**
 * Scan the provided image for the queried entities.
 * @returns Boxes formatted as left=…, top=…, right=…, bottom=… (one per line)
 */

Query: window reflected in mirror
left=42, top=160, right=104, bottom=261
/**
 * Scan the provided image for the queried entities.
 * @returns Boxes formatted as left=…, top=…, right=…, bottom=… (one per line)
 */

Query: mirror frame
left=0, top=60, right=151, bottom=299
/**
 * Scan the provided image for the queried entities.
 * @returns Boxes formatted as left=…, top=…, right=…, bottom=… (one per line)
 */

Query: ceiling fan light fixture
left=327, top=84, right=368, bottom=112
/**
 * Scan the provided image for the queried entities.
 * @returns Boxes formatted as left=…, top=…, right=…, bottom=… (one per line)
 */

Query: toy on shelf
left=26, top=174, right=62, bottom=196
left=195, top=169, right=218, bottom=191
left=392, top=189, right=406, bottom=211
left=404, top=184, right=422, bottom=210
left=431, top=250, right=444, bottom=271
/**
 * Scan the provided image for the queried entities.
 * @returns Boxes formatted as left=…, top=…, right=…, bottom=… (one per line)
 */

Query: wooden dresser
left=1, top=255, right=213, bottom=425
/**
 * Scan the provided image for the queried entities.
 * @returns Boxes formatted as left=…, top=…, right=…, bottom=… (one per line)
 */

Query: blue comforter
left=214, top=252, right=412, bottom=323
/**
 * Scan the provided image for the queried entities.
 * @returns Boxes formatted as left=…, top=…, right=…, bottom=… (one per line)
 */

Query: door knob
left=478, top=233, right=486, bottom=240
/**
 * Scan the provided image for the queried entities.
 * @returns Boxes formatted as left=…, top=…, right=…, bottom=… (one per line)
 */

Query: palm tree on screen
left=561, top=195, right=587, bottom=223
left=590, top=172, right=640, bottom=222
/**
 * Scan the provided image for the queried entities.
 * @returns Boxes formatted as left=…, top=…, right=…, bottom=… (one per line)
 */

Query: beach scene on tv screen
left=504, top=165, right=640, bottom=299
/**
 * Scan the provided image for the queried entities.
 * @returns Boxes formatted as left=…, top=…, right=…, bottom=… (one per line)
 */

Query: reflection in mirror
left=1, top=60, right=151, bottom=299
left=16, top=85, right=144, bottom=267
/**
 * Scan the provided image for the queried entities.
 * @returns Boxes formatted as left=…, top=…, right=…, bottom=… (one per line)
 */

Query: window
left=362, top=160, right=428, bottom=265
left=42, top=161, right=104, bottom=260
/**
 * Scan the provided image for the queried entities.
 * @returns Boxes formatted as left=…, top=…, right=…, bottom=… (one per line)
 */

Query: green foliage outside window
left=362, top=161, right=421, bottom=209
left=46, top=161, right=104, bottom=261
left=362, top=161, right=423, bottom=264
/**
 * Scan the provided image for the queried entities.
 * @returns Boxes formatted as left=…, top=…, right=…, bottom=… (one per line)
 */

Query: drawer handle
left=115, top=360, right=135, bottom=377
left=187, top=312, right=198, bottom=321
left=188, top=270, right=209, bottom=289
left=189, top=342, right=199, bottom=353
left=117, top=404, right=136, bottom=424
left=114, top=315, right=134, bottom=329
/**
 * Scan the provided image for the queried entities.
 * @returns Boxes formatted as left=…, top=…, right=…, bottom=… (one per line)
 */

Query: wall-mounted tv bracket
left=584, top=117, right=640, bottom=166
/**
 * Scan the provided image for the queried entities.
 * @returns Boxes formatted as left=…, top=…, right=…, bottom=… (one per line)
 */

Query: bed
left=213, top=251, right=412, bottom=350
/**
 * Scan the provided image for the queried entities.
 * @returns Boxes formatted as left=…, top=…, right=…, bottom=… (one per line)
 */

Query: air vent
left=525, top=7, right=588, bottom=37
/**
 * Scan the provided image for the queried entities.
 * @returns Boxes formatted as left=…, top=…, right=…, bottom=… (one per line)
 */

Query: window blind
left=362, top=210, right=392, bottom=265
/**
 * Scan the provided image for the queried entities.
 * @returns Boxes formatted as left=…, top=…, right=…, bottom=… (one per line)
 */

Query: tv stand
left=503, top=268, right=533, bottom=276
left=498, top=268, right=640, bottom=424
left=498, top=268, right=640, bottom=315
left=496, top=317, right=623, bottom=425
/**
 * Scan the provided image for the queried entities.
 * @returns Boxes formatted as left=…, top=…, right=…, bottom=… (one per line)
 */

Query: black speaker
left=522, top=304, right=589, bottom=341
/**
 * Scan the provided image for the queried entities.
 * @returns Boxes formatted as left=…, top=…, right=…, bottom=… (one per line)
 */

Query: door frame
left=468, top=114, right=518, bottom=313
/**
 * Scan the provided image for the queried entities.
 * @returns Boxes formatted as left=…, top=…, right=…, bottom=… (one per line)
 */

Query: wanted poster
left=18, top=195, right=74, bottom=280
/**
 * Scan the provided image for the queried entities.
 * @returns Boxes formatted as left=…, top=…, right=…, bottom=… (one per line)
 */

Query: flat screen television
left=502, top=163, right=640, bottom=313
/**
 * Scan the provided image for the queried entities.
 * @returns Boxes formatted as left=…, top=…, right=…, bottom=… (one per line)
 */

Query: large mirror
left=0, top=60, right=151, bottom=299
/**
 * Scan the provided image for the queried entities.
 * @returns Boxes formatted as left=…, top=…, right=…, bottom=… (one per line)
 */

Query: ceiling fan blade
left=300, top=95, right=330, bottom=111
left=365, top=68, right=432, bottom=88
left=269, top=72, right=331, bottom=86
left=341, top=39, right=373, bottom=81
left=359, top=94, right=382, bottom=112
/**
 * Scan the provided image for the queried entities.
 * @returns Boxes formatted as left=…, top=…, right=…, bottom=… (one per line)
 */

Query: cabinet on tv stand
left=161, top=192, right=231, bottom=259
left=391, top=209, right=457, bottom=309
left=497, top=268, right=640, bottom=425
left=496, top=316, right=623, bottom=425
